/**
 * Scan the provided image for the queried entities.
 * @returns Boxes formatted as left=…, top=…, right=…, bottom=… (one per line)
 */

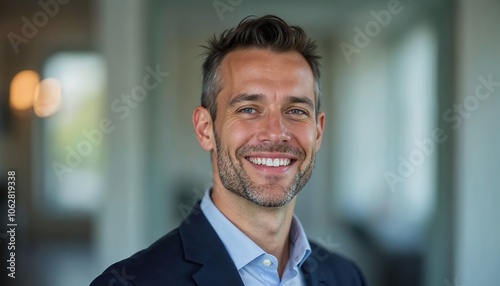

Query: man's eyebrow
left=228, top=93, right=264, bottom=107
left=286, top=96, right=314, bottom=110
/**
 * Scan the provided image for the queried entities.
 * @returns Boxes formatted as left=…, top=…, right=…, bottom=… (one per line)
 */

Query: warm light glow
left=10, top=70, right=40, bottom=111
left=34, top=78, right=62, bottom=117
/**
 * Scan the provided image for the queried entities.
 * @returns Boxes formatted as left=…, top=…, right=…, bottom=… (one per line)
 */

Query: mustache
left=236, top=143, right=305, bottom=158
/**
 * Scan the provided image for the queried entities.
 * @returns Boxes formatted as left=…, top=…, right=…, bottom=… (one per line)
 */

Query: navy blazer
left=90, top=205, right=367, bottom=285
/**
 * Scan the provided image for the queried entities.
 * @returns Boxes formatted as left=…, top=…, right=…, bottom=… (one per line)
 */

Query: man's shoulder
left=89, top=227, right=195, bottom=286
left=304, top=241, right=367, bottom=285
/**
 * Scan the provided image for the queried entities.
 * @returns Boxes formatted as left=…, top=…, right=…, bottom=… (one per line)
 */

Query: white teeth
left=248, top=157, right=292, bottom=167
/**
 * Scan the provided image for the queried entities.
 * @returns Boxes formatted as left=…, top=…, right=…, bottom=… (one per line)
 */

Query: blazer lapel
left=178, top=204, right=244, bottom=286
left=192, top=249, right=243, bottom=286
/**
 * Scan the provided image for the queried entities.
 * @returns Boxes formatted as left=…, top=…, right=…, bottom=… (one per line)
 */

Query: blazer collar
left=178, top=205, right=244, bottom=286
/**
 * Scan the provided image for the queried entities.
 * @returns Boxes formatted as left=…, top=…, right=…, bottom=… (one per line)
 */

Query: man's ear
left=193, top=106, right=215, bottom=151
left=315, top=111, right=325, bottom=151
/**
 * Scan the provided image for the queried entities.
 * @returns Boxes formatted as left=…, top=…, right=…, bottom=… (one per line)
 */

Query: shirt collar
left=289, top=210, right=312, bottom=268
left=200, top=189, right=311, bottom=270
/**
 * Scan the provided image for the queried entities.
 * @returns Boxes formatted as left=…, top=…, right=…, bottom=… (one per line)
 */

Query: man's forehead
left=214, top=48, right=316, bottom=108
left=219, top=49, right=314, bottom=88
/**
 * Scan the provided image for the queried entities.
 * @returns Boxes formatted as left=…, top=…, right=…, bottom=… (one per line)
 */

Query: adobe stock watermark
left=302, top=235, right=342, bottom=273
left=213, top=0, right=243, bottom=21
left=7, top=0, right=71, bottom=54
left=51, top=65, right=169, bottom=182
left=339, top=0, right=404, bottom=63
left=385, top=74, right=499, bottom=192
left=107, top=267, right=135, bottom=286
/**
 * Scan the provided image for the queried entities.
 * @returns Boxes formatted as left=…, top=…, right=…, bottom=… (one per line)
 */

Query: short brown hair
left=201, top=15, right=321, bottom=122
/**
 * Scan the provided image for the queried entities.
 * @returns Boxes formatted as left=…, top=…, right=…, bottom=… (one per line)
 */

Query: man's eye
left=287, top=109, right=306, bottom=115
left=239, top=107, right=256, bottom=114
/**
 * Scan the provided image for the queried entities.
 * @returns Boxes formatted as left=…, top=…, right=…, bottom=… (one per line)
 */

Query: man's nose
left=256, top=112, right=291, bottom=143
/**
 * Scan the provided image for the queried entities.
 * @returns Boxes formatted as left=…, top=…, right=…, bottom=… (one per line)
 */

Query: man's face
left=209, top=48, right=324, bottom=208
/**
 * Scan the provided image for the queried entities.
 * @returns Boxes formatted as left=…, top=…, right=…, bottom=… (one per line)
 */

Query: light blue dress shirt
left=200, top=189, right=312, bottom=286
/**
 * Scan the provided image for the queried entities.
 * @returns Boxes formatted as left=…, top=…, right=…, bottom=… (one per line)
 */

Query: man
left=91, top=15, right=366, bottom=286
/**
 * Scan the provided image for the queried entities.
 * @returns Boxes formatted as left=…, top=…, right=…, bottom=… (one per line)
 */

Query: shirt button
left=262, top=259, right=272, bottom=266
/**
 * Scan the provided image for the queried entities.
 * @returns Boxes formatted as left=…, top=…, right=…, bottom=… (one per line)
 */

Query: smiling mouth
left=247, top=157, right=293, bottom=167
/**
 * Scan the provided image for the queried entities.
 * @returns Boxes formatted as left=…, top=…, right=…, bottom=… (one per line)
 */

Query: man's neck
left=211, top=187, right=296, bottom=278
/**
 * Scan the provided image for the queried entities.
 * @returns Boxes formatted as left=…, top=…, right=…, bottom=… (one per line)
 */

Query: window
left=332, top=23, right=437, bottom=251
left=36, top=52, right=106, bottom=215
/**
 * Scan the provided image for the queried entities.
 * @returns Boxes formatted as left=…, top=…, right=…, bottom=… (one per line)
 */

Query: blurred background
left=0, top=0, right=499, bottom=285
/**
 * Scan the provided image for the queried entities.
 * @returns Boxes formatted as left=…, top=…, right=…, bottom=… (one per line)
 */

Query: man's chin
left=241, top=186, right=297, bottom=208
left=247, top=198, right=294, bottom=208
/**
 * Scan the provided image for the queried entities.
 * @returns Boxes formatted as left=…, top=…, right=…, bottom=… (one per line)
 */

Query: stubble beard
left=214, top=131, right=316, bottom=208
